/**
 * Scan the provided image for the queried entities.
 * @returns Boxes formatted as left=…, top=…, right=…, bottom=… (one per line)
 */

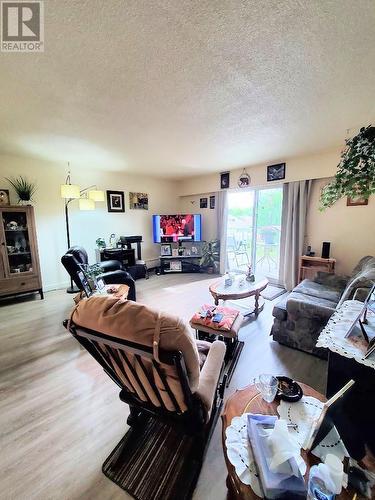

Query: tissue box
left=247, top=414, right=307, bottom=499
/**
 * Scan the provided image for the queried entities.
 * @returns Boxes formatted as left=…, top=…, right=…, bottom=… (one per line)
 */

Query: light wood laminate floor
left=0, top=274, right=326, bottom=499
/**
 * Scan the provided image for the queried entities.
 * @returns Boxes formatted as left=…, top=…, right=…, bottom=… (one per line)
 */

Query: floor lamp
left=60, top=171, right=105, bottom=293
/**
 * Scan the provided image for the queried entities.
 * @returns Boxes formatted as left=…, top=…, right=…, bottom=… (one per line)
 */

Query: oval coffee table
left=209, top=276, right=268, bottom=317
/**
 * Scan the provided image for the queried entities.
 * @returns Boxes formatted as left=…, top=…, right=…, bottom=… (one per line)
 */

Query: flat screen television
left=152, top=214, right=202, bottom=243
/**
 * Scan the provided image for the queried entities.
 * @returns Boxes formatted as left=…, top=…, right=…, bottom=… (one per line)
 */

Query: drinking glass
left=254, top=374, right=278, bottom=403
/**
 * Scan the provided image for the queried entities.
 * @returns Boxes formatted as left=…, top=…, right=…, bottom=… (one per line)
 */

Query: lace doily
left=316, top=300, right=375, bottom=369
left=277, top=396, right=348, bottom=462
left=225, top=396, right=348, bottom=496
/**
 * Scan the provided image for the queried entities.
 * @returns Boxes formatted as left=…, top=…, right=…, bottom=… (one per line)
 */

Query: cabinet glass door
left=2, top=211, right=33, bottom=275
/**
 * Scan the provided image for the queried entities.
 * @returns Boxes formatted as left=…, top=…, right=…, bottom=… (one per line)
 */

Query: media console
left=158, top=241, right=204, bottom=274
left=159, top=255, right=202, bottom=274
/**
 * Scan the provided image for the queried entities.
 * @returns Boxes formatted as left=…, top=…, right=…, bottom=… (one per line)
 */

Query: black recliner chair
left=61, top=246, right=136, bottom=301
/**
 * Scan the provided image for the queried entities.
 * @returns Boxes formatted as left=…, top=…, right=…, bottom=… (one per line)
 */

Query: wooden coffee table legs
left=212, top=294, right=265, bottom=318
left=241, top=292, right=265, bottom=318
left=243, top=291, right=265, bottom=318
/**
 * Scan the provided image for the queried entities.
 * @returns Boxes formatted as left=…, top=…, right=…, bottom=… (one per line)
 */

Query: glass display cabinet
left=0, top=206, right=43, bottom=299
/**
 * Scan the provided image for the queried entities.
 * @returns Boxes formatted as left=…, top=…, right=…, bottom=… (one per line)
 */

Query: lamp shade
left=88, top=189, right=105, bottom=202
left=79, top=198, right=95, bottom=211
left=61, top=184, right=80, bottom=199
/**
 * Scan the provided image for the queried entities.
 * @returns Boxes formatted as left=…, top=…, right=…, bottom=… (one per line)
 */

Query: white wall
left=176, top=148, right=341, bottom=196
left=0, top=155, right=178, bottom=290
left=306, top=178, right=375, bottom=275
left=176, top=148, right=375, bottom=276
left=179, top=192, right=217, bottom=242
left=2, top=147, right=373, bottom=290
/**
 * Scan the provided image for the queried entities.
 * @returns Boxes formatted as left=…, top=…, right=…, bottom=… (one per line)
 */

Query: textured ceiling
left=0, top=0, right=374, bottom=178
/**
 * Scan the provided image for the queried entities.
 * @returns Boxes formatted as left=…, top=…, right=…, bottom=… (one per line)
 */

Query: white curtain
left=216, top=190, right=228, bottom=275
left=279, top=180, right=312, bottom=291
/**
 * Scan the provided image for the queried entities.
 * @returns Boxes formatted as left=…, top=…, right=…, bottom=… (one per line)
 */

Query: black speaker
left=321, top=241, right=331, bottom=259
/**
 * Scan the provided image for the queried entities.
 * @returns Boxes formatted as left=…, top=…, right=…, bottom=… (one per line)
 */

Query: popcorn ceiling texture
left=0, top=0, right=374, bottom=178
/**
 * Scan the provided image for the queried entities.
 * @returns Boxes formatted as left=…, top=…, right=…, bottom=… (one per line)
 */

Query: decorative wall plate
left=238, top=169, right=250, bottom=188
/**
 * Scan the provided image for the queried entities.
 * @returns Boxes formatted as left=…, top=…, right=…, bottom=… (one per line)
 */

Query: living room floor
left=0, top=273, right=326, bottom=499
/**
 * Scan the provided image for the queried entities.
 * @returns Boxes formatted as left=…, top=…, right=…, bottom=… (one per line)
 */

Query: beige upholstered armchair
left=64, top=295, right=227, bottom=495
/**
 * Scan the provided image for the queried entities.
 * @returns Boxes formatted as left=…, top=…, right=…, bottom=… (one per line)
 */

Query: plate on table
left=276, top=376, right=303, bottom=402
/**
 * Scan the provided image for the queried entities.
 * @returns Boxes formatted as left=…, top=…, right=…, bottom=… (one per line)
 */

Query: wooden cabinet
left=298, top=255, right=336, bottom=283
left=0, top=206, right=43, bottom=299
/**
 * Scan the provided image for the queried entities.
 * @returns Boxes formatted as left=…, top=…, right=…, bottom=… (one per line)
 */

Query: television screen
left=153, top=214, right=202, bottom=243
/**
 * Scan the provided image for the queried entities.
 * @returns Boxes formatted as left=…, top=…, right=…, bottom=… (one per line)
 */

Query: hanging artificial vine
left=320, top=125, right=375, bottom=210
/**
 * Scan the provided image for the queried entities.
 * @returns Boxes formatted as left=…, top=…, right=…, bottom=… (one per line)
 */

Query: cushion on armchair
left=293, top=280, right=343, bottom=304
left=313, top=271, right=349, bottom=290
left=286, top=292, right=337, bottom=320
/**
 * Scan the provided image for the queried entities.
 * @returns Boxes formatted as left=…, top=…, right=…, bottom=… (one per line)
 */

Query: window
left=226, top=187, right=283, bottom=282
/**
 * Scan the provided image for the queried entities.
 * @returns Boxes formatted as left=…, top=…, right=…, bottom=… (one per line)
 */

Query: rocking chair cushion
left=71, top=296, right=202, bottom=391
left=70, top=296, right=226, bottom=421
left=196, top=340, right=226, bottom=418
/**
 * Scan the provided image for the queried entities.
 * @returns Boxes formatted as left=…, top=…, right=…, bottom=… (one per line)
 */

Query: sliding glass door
left=226, top=187, right=283, bottom=281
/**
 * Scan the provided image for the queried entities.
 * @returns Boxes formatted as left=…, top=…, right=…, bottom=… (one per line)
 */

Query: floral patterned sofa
left=271, top=256, right=375, bottom=358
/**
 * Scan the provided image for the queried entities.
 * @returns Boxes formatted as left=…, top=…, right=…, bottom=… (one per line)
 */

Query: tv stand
left=159, top=241, right=204, bottom=274
left=160, top=255, right=202, bottom=274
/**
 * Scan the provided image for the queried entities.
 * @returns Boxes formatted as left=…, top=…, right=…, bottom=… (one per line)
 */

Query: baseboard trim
left=43, top=282, right=70, bottom=292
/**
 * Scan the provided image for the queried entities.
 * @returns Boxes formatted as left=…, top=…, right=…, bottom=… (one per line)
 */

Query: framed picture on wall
left=0, top=189, right=10, bottom=206
left=107, top=190, right=125, bottom=212
left=267, top=163, right=286, bottom=182
left=129, top=192, right=148, bottom=209
left=220, top=171, right=230, bottom=189
left=200, top=197, right=208, bottom=208
left=210, top=195, right=215, bottom=209
left=346, top=195, right=368, bottom=206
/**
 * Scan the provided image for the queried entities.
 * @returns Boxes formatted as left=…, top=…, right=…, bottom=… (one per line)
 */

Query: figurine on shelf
left=246, top=264, right=255, bottom=282
left=7, top=221, right=18, bottom=230
left=109, top=233, right=117, bottom=248
left=15, top=234, right=27, bottom=252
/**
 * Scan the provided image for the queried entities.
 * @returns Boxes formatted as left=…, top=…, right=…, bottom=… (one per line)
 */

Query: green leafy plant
left=86, top=263, right=103, bottom=279
left=200, top=239, right=220, bottom=272
left=320, top=125, right=375, bottom=210
left=6, top=176, right=37, bottom=203
left=95, top=238, right=106, bottom=249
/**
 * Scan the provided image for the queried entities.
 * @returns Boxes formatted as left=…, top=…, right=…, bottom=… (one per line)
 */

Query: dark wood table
left=221, top=383, right=362, bottom=500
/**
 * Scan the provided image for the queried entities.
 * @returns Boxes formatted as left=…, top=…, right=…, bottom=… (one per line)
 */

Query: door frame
left=227, top=185, right=283, bottom=284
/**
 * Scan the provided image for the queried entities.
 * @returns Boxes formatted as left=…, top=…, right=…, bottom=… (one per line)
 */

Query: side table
left=298, top=255, right=336, bottom=283
left=221, top=383, right=358, bottom=500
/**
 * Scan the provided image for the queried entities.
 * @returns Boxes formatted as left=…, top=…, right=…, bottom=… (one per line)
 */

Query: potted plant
left=83, top=263, right=103, bottom=290
left=320, top=125, right=375, bottom=210
left=6, top=176, right=37, bottom=205
left=200, top=239, right=220, bottom=273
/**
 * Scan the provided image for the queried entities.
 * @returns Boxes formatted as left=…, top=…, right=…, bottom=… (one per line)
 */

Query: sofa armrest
left=286, top=296, right=335, bottom=321
left=195, top=340, right=226, bottom=420
left=313, top=271, right=348, bottom=290
left=97, top=260, right=123, bottom=272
